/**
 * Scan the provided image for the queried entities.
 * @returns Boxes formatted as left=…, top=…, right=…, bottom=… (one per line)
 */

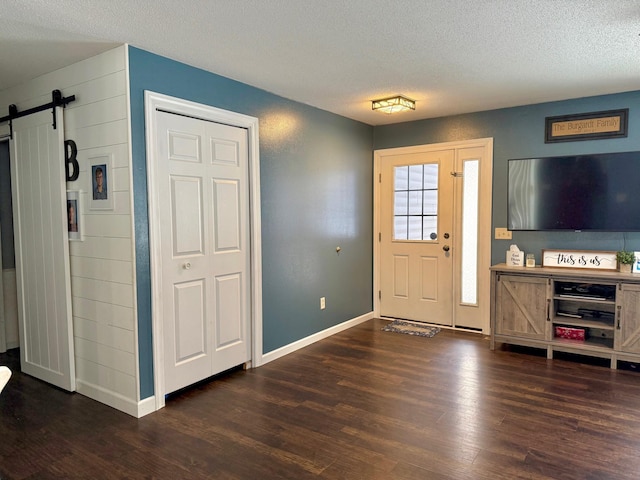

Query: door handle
left=443, top=245, right=450, bottom=252
left=183, top=262, right=191, bottom=270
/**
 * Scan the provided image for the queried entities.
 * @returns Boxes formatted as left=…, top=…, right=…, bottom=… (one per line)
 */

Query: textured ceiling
left=1, top=0, right=639, bottom=126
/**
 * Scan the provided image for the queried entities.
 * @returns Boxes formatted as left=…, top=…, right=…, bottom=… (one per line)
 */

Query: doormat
left=381, top=320, right=441, bottom=338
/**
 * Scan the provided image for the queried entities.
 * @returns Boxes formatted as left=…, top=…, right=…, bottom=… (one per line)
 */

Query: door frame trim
left=373, top=138, right=493, bottom=333
left=0, top=140, right=6, bottom=353
left=144, top=91, right=263, bottom=410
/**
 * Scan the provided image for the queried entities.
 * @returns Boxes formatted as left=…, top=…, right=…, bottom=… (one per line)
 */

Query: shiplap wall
left=0, top=46, right=141, bottom=415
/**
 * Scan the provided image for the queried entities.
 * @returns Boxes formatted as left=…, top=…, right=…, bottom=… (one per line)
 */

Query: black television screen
left=508, top=151, right=640, bottom=231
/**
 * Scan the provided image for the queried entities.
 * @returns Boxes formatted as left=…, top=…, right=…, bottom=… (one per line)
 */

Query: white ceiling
left=1, top=0, right=639, bottom=126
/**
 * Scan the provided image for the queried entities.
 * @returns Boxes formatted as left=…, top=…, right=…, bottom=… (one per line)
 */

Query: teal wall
left=128, top=44, right=640, bottom=400
left=373, top=91, right=640, bottom=265
left=128, top=47, right=374, bottom=398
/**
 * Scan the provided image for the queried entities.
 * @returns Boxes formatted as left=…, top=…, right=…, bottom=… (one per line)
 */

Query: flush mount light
left=371, top=95, right=416, bottom=114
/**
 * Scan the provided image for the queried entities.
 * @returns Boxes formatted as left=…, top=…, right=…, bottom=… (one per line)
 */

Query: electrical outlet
left=320, top=297, right=326, bottom=310
left=495, top=227, right=512, bottom=240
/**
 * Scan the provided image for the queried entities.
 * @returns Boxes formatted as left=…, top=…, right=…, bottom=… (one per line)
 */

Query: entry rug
left=381, top=320, right=441, bottom=338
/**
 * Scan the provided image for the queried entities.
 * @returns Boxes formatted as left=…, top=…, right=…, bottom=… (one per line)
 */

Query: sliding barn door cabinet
left=490, top=264, right=640, bottom=369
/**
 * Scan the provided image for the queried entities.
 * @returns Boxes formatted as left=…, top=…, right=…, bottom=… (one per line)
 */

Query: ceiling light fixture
left=371, top=95, right=416, bottom=114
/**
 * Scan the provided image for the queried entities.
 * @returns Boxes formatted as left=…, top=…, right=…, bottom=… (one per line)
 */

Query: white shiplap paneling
left=74, top=336, right=135, bottom=375
left=69, top=256, right=133, bottom=284
left=75, top=357, right=136, bottom=399
left=69, top=235, right=133, bottom=262
left=71, top=276, right=134, bottom=308
left=68, top=119, right=129, bottom=151
left=64, top=95, right=128, bottom=132
left=82, top=214, right=132, bottom=238
left=0, top=45, right=140, bottom=415
left=72, top=296, right=134, bottom=331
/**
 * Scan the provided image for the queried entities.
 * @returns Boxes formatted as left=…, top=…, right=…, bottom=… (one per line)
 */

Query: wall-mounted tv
left=508, top=151, right=640, bottom=231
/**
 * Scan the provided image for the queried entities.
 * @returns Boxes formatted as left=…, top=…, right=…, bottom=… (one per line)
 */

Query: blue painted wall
left=373, top=91, right=640, bottom=265
left=128, top=45, right=640, bottom=399
left=128, top=47, right=374, bottom=398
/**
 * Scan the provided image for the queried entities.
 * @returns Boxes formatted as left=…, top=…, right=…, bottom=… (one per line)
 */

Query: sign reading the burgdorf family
left=545, top=109, right=628, bottom=143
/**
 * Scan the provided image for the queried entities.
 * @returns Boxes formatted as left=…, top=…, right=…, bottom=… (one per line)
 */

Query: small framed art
left=89, top=154, right=114, bottom=211
left=66, top=190, right=82, bottom=241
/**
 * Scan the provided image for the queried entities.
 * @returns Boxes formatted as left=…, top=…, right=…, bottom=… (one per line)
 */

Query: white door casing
left=374, top=139, right=493, bottom=333
left=10, top=108, right=76, bottom=390
left=0, top=178, right=5, bottom=353
left=145, top=92, right=262, bottom=410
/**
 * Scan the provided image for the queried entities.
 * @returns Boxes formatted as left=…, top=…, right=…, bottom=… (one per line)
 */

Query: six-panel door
left=155, top=110, right=250, bottom=394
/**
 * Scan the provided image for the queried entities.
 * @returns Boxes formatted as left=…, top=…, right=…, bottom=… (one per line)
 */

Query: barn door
left=10, top=108, right=75, bottom=391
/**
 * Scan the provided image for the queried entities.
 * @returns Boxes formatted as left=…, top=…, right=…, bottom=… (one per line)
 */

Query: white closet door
left=155, top=110, right=250, bottom=394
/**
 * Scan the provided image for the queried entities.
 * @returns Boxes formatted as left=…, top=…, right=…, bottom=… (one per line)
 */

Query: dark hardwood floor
left=2, top=318, right=640, bottom=479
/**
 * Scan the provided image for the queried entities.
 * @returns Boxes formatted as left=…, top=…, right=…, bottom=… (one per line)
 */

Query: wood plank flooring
left=3, top=318, right=640, bottom=479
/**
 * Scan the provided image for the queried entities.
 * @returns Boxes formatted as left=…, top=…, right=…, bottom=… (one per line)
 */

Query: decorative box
left=506, top=250, right=524, bottom=266
left=554, top=326, right=585, bottom=341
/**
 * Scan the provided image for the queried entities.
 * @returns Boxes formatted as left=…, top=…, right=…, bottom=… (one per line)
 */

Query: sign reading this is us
left=542, top=250, right=617, bottom=271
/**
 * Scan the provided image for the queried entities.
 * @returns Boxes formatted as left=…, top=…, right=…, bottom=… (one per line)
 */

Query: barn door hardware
left=0, top=89, right=76, bottom=140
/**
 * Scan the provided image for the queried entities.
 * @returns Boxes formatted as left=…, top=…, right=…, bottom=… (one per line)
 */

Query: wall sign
left=65, top=139, right=79, bottom=181
left=545, top=109, right=628, bottom=143
left=542, top=249, right=617, bottom=271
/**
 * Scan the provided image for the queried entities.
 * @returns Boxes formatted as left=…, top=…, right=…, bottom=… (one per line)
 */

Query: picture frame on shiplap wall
left=89, top=154, right=114, bottom=211
left=66, top=190, right=82, bottom=241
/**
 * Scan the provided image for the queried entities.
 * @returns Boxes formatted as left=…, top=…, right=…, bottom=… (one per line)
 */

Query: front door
left=376, top=139, right=493, bottom=331
left=154, top=110, right=251, bottom=394
left=379, top=149, right=455, bottom=325
left=10, top=108, right=75, bottom=390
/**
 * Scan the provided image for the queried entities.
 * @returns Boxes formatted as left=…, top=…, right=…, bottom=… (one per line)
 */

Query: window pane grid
left=393, top=164, right=438, bottom=240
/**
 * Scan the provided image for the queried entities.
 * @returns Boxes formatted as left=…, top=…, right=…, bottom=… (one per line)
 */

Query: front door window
left=393, top=164, right=439, bottom=241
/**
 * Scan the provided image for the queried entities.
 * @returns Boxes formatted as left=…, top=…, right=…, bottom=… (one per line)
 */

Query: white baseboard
left=76, top=380, right=156, bottom=418
left=260, top=311, right=374, bottom=366
left=136, top=396, right=157, bottom=418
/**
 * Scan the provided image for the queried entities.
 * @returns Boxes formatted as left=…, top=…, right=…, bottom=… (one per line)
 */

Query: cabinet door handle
left=617, top=305, right=621, bottom=329
left=546, top=298, right=551, bottom=322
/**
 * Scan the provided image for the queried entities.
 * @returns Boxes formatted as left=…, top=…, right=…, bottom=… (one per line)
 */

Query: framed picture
left=66, top=190, right=82, bottom=241
left=89, top=154, right=114, bottom=210
left=544, top=109, right=628, bottom=143
left=633, top=252, right=640, bottom=274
